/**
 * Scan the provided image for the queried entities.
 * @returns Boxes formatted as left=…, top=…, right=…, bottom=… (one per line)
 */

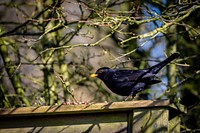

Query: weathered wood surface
left=0, top=100, right=186, bottom=133
left=0, top=100, right=185, bottom=116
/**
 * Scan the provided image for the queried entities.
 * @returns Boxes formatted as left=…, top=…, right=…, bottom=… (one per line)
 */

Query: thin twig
left=54, top=70, right=78, bottom=102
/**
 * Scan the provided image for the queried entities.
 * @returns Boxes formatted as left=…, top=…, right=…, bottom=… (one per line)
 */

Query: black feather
left=92, top=53, right=180, bottom=97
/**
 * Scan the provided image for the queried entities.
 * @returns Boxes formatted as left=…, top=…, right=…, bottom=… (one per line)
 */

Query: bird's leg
left=124, top=90, right=137, bottom=101
left=124, top=83, right=145, bottom=101
left=124, top=95, right=132, bottom=101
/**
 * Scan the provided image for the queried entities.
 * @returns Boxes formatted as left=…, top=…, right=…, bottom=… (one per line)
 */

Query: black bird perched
left=90, top=53, right=180, bottom=98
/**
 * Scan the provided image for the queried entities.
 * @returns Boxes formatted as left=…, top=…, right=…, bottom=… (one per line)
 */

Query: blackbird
left=90, top=53, right=180, bottom=97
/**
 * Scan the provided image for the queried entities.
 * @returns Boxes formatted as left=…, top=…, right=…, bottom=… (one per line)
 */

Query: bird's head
left=90, top=67, right=112, bottom=80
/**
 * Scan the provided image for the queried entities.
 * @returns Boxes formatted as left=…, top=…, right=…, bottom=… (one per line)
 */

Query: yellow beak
left=90, top=73, right=98, bottom=78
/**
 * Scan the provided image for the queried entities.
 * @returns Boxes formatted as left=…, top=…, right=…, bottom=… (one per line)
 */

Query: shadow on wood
left=0, top=100, right=186, bottom=133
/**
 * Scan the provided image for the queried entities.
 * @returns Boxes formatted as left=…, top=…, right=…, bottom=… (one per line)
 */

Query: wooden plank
left=169, top=115, right=181, bottom=133
left=0, top=111, right=128, bottom=133
left=0, top=111, right=127, bottom=128
left=132, top=108, right=168, bottom=133
left=0, top=100, right=186, bottom=133
left=0, top=123, right=127, bottom=133
left=127, top=110, right=133, bottom=133
left=0, top=100, right=171, bottom=116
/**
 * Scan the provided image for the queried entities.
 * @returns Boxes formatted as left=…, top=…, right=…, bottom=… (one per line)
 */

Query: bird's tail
left=148, top=53, right=180, bottom=74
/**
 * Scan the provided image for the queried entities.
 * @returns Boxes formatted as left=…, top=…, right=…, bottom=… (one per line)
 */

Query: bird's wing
left=114, top=70, right=156, bottom=82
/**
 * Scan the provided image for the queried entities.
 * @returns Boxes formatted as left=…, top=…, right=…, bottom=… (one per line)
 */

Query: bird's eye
left=99, top=70, right=103, bottom=73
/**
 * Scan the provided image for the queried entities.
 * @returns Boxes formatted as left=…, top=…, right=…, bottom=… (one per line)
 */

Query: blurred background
left=0, top=0, right=200, bottom=131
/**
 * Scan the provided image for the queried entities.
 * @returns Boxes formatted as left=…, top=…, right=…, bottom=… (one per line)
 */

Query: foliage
left=0, top=0, right=200, bottom=131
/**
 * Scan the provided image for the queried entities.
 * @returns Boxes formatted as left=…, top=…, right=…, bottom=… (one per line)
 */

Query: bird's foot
left=124, top=95, right=134, bottom=101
